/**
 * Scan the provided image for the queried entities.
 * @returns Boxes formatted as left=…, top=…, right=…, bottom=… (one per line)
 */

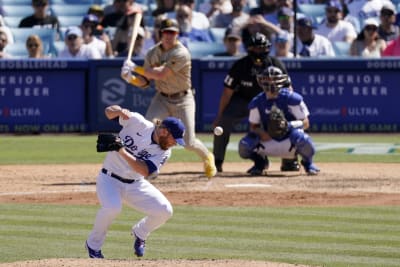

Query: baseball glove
left=96, top=133, right=124, bottom=152
left=267, top=106, right=289, bottom=139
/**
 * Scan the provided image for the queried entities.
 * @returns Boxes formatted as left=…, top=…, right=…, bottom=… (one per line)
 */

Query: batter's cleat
left=134, top=235, right=146, bottom=257
left=280, top=158, right=300, bottom=172
left=301, top=160, right=320, bottom=176
left=204, top=153, right=217, bottom=178
left=85, top=241, right=104, bottom=259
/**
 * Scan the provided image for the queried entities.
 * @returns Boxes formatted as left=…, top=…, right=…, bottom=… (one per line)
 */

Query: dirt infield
left=1, top=162, right=399, bottom=266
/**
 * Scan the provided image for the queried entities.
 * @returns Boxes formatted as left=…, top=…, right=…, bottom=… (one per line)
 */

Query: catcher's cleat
left=204, top=153, right=217, bottom=178
left=246, top=165, right=264, bottom=176
left=133, top=234, right=146, bottom=257
left=280, top=158, right=300, bottom=172
left=85, top=241, right=104, bottom=259
left=301, top=160, right=320, bottom=176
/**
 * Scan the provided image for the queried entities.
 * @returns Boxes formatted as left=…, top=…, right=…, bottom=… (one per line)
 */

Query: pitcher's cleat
left=133, top=234, right=146, bottom=257
left=85, top=241, right=104, bottom=259
left=204, top=153, right=217, bottom=178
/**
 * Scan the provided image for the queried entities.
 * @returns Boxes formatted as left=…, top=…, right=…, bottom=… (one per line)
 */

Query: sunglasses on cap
left=381, top=10, right=394, bottom=16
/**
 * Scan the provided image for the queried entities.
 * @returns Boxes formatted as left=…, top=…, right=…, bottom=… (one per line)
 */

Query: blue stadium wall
left=1, top=58, right=399, bottom=133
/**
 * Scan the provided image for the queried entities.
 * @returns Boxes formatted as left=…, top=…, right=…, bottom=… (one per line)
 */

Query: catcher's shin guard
left=289, top=129, right=315, bottom=164
left=238, top=132, right=260, bottom=159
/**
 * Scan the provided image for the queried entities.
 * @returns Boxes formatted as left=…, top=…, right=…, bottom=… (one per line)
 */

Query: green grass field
left=0, top=133, right=400, bottom=266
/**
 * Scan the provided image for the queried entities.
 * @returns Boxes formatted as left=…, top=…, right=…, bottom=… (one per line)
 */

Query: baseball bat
left=126, top=12, right=143, bottom=60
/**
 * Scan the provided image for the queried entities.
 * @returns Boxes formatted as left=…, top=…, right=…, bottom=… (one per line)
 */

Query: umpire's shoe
left=85, top=241, right=104, bottom=259
left=280, top=158, right=300, bottom=172
left=134, top=234, right=146, bottom=257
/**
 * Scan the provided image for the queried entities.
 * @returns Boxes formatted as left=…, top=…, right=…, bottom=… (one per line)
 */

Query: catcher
left=238, top=66, right=320, bottom=175
left=86, top=105, right=185, bottom=259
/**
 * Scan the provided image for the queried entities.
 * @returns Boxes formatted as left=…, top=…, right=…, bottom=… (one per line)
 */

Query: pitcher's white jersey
left=102, top=112, right=170, bottom=180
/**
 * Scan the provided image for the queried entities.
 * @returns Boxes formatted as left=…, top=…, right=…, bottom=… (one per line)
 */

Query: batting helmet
left=256, top=66, right=290, bottom=93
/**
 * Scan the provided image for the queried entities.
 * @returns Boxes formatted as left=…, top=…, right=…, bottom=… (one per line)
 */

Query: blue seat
left=50, top=0, right=95, bottom=4
left=209, top=27, right=226, bottom=43
left=0, top=0, right=32, bottom=4
left=53, top=40, right=65, bottom=56
left=11, top=28, right=57, bottom=52
left=297, top=4, right=326, bottom=25
left=1, top=5, right=34, bottom=17
left=51, top=4, right=91, bottom=17
left=3, top=16, right=22, bottom=28
left=187, top=42, right=225, bottom=58
left=58, top=16, right=83, bottom=27
left=4, top=42, right=51, bottom=58
left=332, top=41, right=350, bottom=57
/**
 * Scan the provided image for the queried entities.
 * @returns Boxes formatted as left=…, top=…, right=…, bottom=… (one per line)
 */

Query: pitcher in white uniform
left=85, top=105, right=185, bottom=258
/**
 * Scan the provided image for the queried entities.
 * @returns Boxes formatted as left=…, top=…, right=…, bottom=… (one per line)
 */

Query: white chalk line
left=225, top=183, right=272, bottom=188
left=0, top=188, right=96, bottom=196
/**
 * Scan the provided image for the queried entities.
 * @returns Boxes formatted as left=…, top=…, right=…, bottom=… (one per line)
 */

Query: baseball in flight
left=214, top=126, right=223, bottom=136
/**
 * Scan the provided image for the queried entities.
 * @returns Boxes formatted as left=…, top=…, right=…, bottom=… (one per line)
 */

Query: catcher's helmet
left=256, top=66, right=290, bottom=93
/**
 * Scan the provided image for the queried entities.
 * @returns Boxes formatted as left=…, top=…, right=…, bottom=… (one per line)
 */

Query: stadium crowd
left=1, top=0, right=400, bottom=59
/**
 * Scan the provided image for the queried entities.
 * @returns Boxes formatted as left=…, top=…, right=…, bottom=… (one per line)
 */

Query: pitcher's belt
left=160, top=90, right=188, bottom=99
left=101, top=168, right=136, bottom=184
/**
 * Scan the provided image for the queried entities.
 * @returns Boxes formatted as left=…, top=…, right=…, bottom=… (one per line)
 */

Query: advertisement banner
left=0, top=60, right=88, bottom=133
left=198, top=58, right=400, bottom=132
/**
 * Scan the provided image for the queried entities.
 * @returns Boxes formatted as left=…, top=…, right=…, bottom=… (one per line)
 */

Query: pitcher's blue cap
left=162, top=117, right=185, bottom=146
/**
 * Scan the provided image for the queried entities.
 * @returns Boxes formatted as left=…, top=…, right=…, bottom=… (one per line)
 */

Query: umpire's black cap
left=160, top=18, right=179, bottom=32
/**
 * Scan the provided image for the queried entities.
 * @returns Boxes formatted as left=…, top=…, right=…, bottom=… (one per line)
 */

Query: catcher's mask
left=256, top=66, right=289, bottom=94
left=247, top=32, right=271, bottom=66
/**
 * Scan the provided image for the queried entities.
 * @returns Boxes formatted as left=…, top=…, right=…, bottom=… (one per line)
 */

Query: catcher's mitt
left=267, top=106, right=289, bottom=139
left=96, top=133, right=124, bottom=152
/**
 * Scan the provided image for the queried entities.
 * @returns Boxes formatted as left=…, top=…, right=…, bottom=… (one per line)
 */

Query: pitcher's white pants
left=87, top=172, right=173, bottom=251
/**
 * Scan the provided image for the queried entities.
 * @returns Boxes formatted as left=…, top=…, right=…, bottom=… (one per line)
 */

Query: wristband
left=133, top=66, right=145, bottom=76
left=289, top=120, right=303, bottom=129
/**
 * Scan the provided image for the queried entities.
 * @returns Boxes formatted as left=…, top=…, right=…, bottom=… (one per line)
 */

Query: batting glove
left=121, top=65, right=132, bottom=83
left=123, top=59, right=136, bottom=69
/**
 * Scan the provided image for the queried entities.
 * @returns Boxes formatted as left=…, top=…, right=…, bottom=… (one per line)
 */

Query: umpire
left=212, top=32, right=299, bottom=174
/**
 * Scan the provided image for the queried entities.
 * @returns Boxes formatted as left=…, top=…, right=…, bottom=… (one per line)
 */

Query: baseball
left=214, top=126, right=223, bottom=136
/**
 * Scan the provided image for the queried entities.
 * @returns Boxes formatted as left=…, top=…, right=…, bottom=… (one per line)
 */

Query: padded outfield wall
left=0, top=58, right=399, bottom=133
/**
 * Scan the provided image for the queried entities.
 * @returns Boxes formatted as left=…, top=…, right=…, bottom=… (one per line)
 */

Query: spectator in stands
left=213, top=26, right=244, bottom=57
left=241, top=14, right=282, bottom=50
left=175, top=0, right=210, bottom=30
left=102, top=0, right=141, bottom=28
left=112, top=6, right=146, bottom=56
left=345, top=0, right=395, bottom=33
left=277, top=7, right=293, bottom=34
left=273, top=30, right=293, bottom=58
left=0, top=15, right=14, bottom=44
left=0, top=29, right=12, bottom=59
left=116, top=26, right=146, bottom=57
left=211, top=0, right=249, bottom=29
left=81, top=14, right=114, bottom=58
left=175, top=4, right=213, bottom=45
left=250, top=0, right=279, bottom=25
left=277, top=0, right=292, bottom=9
left=316, top=0, right=357, bottom=44
left=294, top=17, right=335, bottom=57
left=382, top=33, right=400, bottom=57
left=378, top=5, right=399, bottom=42
left=152, top=0, right=178, bottom=17
left=88, top=5, right=105, bottom=24
left=350, top=18, right=386, bottom=58
left=19, top=0, right=60, bottom=33
left=58, top=26, right=101, bottom=59
left=26, top=34, right=47, bottom=58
